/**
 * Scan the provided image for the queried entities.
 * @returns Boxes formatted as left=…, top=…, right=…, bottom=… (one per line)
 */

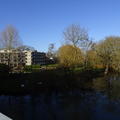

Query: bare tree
left=0, top=25, right=22, bottom=69
left=63, top=24, right=89, bottom=47
left=47, top=43, right=55, bottom=58
left=83, top=40, right=96, bottom=68
left=0, top=25, right=22, bottom=49
left=17, top=45, right=35, bottom=51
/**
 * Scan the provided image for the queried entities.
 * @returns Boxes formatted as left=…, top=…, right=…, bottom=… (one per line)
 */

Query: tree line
left=57, top=24, right=120, bottom=74
left=0, top=24, right=120, bottom=74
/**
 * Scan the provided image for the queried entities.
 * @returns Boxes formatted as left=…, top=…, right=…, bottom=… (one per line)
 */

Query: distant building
left=24, top=50, right=50, bottom=65
left=0, top=49, right=25, bottom=68
left=0, top=49, right=52, bottom=67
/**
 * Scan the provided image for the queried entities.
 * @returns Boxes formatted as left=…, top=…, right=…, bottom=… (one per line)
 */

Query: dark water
left=1, top=75, right=120, bottom=120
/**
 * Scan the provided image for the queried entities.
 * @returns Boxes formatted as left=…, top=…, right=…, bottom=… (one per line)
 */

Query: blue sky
left=0, top=0, right=120, bottom=52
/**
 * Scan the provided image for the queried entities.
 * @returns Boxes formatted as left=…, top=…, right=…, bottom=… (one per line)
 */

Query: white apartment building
left=0, top=49, right=25, bottom=68
left=23, top=50, right=32, bottom=65
left=0, top=49, right=50, bottom=67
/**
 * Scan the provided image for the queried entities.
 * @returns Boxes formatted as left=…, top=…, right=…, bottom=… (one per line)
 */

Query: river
left=0, top=74, right=120, bottom=120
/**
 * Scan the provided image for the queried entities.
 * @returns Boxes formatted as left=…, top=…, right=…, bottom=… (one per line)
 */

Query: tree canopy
left=58, top=45, right=83, bottom=68
left=95, top=36, right=120, bottom=73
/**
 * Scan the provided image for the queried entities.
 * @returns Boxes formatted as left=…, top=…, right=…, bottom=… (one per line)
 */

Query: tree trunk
left=104, top=64, right=109, bottom=75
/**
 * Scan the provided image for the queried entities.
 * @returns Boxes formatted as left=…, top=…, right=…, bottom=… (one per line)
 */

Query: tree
left=85, top=50, right=101, bottom=69
left=83, top=40, right=96, bottom=68
left=95, top=36, right=120, bottom=74
left=0, top=25, right=22, bottom=69
left=47, top=43, right=55, bottom=58
left=17, top=45, right=35, bottom=51
left=63, top=24, right=89, bottom=47
left=47, top=43, right=58, bottom=63
left=58, top=45, right=83, bottom=68
left=0, top=25, right=22, bottom=49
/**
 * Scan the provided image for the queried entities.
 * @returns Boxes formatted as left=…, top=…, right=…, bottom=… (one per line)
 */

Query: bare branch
left=63, top=24, right=89, bottom=47
left=0, top=25, right=22, bottom=50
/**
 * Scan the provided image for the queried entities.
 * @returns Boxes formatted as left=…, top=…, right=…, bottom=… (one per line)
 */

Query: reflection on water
left=1, top=75, right=120, bottom=120
left=93, top=74, right=120, bottom=100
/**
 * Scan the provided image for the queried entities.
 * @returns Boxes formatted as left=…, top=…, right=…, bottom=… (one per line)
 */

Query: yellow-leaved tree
left=58, top=45, right=83, bottom=68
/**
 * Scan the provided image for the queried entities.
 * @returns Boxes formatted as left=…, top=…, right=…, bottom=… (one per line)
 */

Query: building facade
left=24, top=50, right=50, bottom=65
left=0, top=49, right=51, bottom=67
left=0, top=49, right=25, bottom=68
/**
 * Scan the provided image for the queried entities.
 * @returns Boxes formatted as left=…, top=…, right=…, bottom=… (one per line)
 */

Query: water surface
left=1, top=75, right=120, bottom=120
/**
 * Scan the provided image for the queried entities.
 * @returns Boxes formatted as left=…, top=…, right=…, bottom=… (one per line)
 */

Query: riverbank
left=0, top=68, right=104, bottom=95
